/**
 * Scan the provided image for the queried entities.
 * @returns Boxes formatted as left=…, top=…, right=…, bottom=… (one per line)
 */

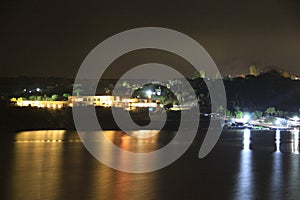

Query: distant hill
left=222, top=70, right=300, bottom=112
left=1, top=71, right=299, bottom=112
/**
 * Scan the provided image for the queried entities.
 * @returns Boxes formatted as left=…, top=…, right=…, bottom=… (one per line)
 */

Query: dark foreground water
left=0, top=129, right=300, bottom=200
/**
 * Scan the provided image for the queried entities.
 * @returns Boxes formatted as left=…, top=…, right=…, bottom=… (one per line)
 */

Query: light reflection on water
left=234, top=128, right=300, bottom=200
left=275, top=129, right=281, bottom=153
left=233, top=129, right=300, bottom=199
left=239, top=128, right=300, bottom=154
left=234, top=129, right=254, bottom=200
left=291, top=129, right=299, bottom=154
left=1, top=129, right=300, bottom=200
left=243, top=129, right=251, bottom=151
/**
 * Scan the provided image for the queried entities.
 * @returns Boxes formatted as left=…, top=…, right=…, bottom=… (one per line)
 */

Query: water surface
left=0, top=129, right=299, bottom=200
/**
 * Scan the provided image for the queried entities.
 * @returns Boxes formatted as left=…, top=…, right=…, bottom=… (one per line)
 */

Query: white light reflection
left=243, top=129, right=251, bottom=151
left=270, top=142, right=282, bottom=199
left=275, top=129, right=281, bottom=153
left=291, top=129, right=299, bottom=154
left=233, top=128, right=254, bottom=200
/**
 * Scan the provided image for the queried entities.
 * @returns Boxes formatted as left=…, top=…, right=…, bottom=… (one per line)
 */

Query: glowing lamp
left=146, top=90, right=152, bottom=98
left=243, top=114, right=250, bottom=123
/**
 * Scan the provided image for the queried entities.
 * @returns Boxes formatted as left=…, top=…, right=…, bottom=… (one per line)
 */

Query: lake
left=0, top=129, right=299, bottom=200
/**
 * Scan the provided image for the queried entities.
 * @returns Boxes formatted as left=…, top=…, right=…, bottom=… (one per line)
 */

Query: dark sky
left=1, top=0, right=300, bottom=78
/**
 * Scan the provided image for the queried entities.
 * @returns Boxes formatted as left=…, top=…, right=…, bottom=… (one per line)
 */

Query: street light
left=292, top=116, right=299, bottom=121
left=146, top=90, right=152, bottom=99
left=275, top=119, right=281, bottom=126
left=243, top=114, right=250, bottom=123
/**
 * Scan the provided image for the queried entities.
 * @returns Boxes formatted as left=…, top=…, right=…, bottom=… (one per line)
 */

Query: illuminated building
left=16, top=100, right=67, bottom=109
left=13, top=95, right=159, bottom=110
left=68, top=96, right=118, bottom=107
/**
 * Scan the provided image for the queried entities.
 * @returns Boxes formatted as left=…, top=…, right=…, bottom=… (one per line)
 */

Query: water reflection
left=14, top=130, right=81, bottom=143
left=233, top=129, right=254, bottom=199
left=270, top=146, right=283, bottom=199
left=2, top=129, right=300, bottom=200
left=7, top=130, right=161, bottom=200
left=102, top=130, right=161, bottom=153
left=234, top=128, right=300, bottom=199
left=275, top=129, right=280, bottom=153
left=239, top=128, right=300, bottom=154
left=287, top=153, right=300, bottom=198
left=243, top=128, right=251, bottom=151
left=279, top=129, right=299, bottom=154
left=291, top=129, right=299, bottom=154
left=10, top=131, right=66, bottom=199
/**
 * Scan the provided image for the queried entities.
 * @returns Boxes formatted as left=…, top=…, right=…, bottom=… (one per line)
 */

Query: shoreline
left=1, top=106, right=298, bottom=133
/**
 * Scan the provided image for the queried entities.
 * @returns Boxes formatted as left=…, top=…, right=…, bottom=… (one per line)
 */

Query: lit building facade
left=13, top=95, right=159, bottom=110
left=16, top=100, right=67, bottom=109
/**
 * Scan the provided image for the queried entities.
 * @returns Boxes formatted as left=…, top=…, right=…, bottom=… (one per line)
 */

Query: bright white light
left=275, top=129, right=280, bottom=152
left=36, top=88, right=41, bottom=92
left=146, top=90, right=152, bottom=98
left=294, top=128, right=299, bottom=136
left=243, top=114, right=250, bottom=123
left=294, top=129, right=299, bottom=154
left=275, top=119, right=281, bottom=126
left=243, top=128, right=251, bottom=151
left=292, top=116, right=299, bottom=121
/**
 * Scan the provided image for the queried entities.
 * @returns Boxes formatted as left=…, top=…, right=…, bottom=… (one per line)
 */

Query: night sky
left=1, top=0, right=300, bottom=78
